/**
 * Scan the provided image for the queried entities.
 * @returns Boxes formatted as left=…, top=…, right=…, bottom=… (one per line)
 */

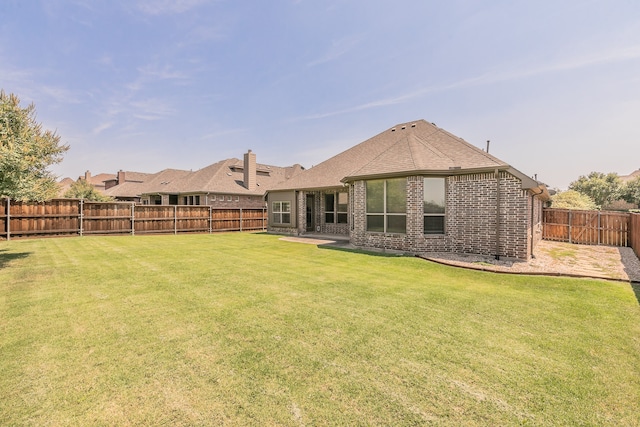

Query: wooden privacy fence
left=542, top=208, right=631, bottom=246
left=0, top=198, right=267, bottom=240
left=631, top=213, right=640, bottom=260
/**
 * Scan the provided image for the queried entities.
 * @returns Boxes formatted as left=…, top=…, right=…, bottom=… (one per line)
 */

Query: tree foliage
left=568, top=172, right=622, bottom=209
left=0, top=90, right=69, bottom=201
left=621, top=176, right=640, bottom=207
left=64, top=179, right=113, bottom=202
left=550, top=190, right=598, bottom=210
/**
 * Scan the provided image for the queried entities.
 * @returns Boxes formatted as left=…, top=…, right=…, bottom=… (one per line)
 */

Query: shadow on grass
left=631, top=282, right=640, bottom=306
left=0, top=249, right=31, bottom=269
left=318, top=243, right=410, bottom=258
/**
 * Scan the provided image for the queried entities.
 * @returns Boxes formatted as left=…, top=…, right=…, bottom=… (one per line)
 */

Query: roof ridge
left=432, top=126, right=507, bottom=166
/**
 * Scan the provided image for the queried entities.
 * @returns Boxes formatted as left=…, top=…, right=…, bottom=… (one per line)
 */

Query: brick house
left=103, top=151, right=304, bottom=208
left=266, top=120, right=550, bottom=260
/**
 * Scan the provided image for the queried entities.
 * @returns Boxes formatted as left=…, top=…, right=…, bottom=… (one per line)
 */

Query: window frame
left=323, top=191, right=349, bottom=224
left=423, top=177, right=446, bottom=235
left=365, top=178, right=407, bottom=234
left=272, top=201, right=291, bottom=225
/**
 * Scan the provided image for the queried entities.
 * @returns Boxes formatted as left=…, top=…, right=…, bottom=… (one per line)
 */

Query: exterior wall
left=266, top=190, right=299, bottom=235
left=319, top=189, right=349, bottom=236
left=350, top=172, right=534, bottom=260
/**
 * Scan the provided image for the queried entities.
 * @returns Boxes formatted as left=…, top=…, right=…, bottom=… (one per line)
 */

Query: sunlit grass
left=1, top=233, right=639, bottom=426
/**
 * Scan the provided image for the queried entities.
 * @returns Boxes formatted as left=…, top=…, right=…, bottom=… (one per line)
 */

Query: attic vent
left=411, top=123, right=416, bottom=128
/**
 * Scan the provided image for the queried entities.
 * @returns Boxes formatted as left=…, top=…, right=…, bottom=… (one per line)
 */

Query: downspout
left=495, top=169, right=501, bottom=260
left=530, top=188, right=544, bottom=259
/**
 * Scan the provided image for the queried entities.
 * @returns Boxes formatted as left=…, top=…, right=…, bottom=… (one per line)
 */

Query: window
left=183, top=195, right=200, bottom=205
left=272, top=201, right=291, bottom=224
left=424, top=177, right=445, bottom=234
left=366, top=178, right=406, bottom=233
left=227, top=195, right=232, bottom=201
left=325, top=192, right=348, bottom=223
left=324, top=193, right=334, bottom=223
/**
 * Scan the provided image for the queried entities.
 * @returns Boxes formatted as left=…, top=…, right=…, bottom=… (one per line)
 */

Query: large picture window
left=366, top=178, right=406, bottom=233
left=424, top=177, right=445, bottom=234
left=324, top=192, right=348, bottom=224
left=272, top=201, right=291, bottom=224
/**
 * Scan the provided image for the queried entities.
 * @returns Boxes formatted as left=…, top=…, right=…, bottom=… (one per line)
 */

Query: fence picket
left=0, top=198, right=267, bottom=240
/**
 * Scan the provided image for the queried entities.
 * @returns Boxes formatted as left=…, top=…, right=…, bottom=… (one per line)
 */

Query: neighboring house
left=102, top=150, right=304, bottom=208
left=620, top=169, right=640, bottom=183
left=105, top=169, right=184, bottom=203
left=138, top=151, right=304, bottom=208
left=266, top=120, right=550, bottom=260
left=57, top=171, right=116, bottom=197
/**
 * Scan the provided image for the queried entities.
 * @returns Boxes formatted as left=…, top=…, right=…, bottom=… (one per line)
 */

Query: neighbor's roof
left=105, top=169, right=191, bottom=198
left=620, top=169, right=640, bottom=182
left=86, top=173, right=116, bottom=187
left=271, top=119, right=509, bottom=191
left=149, top=159, right=304, bottom=195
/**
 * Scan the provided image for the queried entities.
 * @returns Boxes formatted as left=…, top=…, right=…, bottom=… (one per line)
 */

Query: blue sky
left=2, top=0, right=639, bottom=189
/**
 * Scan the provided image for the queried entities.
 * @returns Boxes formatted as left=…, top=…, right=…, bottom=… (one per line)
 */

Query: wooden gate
left=543, top=208, right=629, bottom=246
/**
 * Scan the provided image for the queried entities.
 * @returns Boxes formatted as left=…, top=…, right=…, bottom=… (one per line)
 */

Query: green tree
left=0, top=90, right=69, bottom=201
left=550, top=190, right=598, bottom=210
left=621, top=176, right=640, bottom=207
left=568, top=172, right=622, bottom=208
left=64, top=179, right=113, bottom=201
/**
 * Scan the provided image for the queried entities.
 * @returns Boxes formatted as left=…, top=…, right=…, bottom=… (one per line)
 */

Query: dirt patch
left=421, top=241, right=640, bottom=282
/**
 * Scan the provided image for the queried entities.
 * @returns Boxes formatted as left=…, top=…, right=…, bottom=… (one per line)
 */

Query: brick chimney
left=244, top=150, right=256, bottom=191
left=84, top=170, right=91, bottom=181
left=117, top=170, right=126, bottom=185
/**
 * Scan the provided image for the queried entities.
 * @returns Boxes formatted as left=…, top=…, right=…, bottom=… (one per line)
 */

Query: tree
left=0, top=90, right=69, bottom=201
left=550, top=190, right=598, bottom=210
left=64, top=179, right=113, bottom=202
left=621, top=176, right=640, bottom=207
left=568, top=172, right=622, bottom=209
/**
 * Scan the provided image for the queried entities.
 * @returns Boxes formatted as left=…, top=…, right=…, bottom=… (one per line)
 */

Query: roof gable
left=271, top=119, right=508, bottom=190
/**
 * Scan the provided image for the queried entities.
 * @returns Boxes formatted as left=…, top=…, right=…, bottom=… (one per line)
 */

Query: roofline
left=340, top=166, right=512, bottom=183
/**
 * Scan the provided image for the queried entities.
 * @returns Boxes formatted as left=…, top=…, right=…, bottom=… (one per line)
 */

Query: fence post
left=174, top=205, right=177, bottom=235
left=79, top=199, right=84, bottom=237
left=597, top=211, right=601, bottom=245
left=131, top=203, right=135, bottom=236
left=568, top=210, right=572, bottom=244
left=239, top=208, right=243, bottom=232
left=6, top=198, right=10, bottom=241
left=263, top=206, right=266, bottom=231
left=209, top=206, right=212, bottom=234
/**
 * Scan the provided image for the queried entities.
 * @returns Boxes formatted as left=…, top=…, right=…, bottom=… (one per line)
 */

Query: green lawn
left=1, top=233, right=639, bottom=426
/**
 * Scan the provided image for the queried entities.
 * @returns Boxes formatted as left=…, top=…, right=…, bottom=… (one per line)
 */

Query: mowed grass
left=1, top=233, right=639, bottom=426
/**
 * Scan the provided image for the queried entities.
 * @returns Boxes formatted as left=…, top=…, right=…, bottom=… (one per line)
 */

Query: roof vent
left=391, top=128, right=396, bottom=132
left=411, top=123, right=416, bottom=127
left=401, top=126, right=406, bottom=130
left=449, top=166, right=461, bottom=170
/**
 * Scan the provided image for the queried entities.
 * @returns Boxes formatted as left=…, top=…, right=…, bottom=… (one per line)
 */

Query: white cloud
left=296, top=43, right=640, bottom=121
left=137, top=0, right=211, bottom=15
left=307, top=34, right=364, bottom=67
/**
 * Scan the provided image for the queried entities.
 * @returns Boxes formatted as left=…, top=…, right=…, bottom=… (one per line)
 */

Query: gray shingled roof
left=102, top=158, right=304, bottom=198
left=271, top=119, right=509, bottom=191
left=105, top=169, right=191, bottom=198
left=148, top=159, right=303, bottom=195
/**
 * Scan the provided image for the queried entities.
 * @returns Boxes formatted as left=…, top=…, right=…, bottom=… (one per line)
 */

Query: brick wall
left=268, top=171, right=539, bottom=260
left=350, top=172, right=535, bottom=259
